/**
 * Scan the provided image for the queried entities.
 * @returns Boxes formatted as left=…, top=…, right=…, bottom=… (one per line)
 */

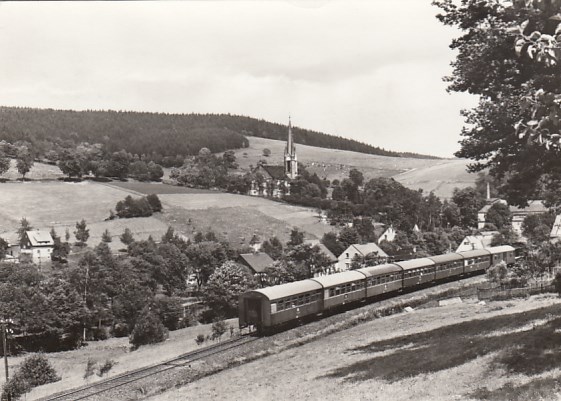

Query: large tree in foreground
left=434, top=0, right=561, bottom=206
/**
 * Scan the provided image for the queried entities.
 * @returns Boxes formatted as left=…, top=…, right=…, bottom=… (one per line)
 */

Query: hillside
left=0, top=106, right=437, bottom=160
left=236, top=136, right=474, bottom=196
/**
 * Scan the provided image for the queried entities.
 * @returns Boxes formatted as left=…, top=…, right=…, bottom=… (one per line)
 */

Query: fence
left=477, top=282, right=556, bottom=301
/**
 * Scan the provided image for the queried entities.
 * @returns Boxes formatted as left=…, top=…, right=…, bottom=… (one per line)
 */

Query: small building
left=249, top=165, right=290, bottom=198
left=455, top=231, right=499, bottom=252
left=378, top=226, right=396, bottom=244
left=338, top=243, right=389, bottom=272
left=21, top=230, right=54, bottom=266
left=238, top=252, right=275, bottom=284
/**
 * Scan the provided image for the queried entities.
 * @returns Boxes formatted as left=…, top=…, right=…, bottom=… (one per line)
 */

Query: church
left=249, top=117, right=298, bottom=198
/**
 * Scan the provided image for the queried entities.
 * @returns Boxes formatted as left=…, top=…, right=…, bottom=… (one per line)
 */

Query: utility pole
left=1, top=318, right=13, bottom=401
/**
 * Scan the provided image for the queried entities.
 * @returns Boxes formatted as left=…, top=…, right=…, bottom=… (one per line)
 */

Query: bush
left=112, top=322, right=129, bottom=337
left=2, top=354, right=60, bottom=400
left=211, top=319, right=228, bottom=341
left=97, top=359, right=117, bottom=377
left=146, top=194, right=162, bottom=212
left=195, top=334, right=205, bottom=346
left=84, top=359, right=96, bottom=380
left=129, top=307, right=168, bottom=349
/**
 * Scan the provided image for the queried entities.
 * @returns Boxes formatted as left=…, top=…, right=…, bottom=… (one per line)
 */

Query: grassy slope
left=148, top=294, right=561, bottom=401
left=234, top=136, right=475, bottom=198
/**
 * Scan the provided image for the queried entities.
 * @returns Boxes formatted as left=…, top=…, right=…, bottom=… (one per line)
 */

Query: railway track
left=39, top=335, right=257, bottom=401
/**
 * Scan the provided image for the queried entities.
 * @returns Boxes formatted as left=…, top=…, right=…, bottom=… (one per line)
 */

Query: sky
left=0, top=0, right=477, bottom=157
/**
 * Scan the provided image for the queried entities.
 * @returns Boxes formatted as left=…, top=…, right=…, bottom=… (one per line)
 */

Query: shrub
left=195, top=334, right=205, bottom=346
left=97, top=359, right=117, bottom=377
left=146, top=194, right=162, bottom=213
left=84, top=359, right=96, bottom=380
left=129, top=307, right=168, bottom=349
left=112, top=322, right=130, bottom=338
left=211, top=319, right=228, bottom=341
left=2, top=354, right=60, bottom=399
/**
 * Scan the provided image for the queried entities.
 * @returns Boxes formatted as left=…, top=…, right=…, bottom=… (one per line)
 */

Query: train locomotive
left=238, top=245, right=515, bottom=333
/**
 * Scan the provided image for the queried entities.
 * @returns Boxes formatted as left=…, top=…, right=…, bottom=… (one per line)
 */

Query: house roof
left=509, top=200, right=548, bottom=215
left=25, top=230, right=54, bottom=247
left=238, top=252, right=274, bottom=274
left=551, top=215, right=561, bottom=238
left=313, top=243, right=337, bottom=263
left=255, top=165, right=286, bottom=180
left=458, top=232, right=498, bottom=251
left=350, top=243, right=389, bottom=258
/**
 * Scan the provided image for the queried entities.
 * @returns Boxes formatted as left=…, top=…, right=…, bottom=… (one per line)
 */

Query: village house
left=304, top=239, right=338, bottom=276
left=237, top=252, right=275, bottom=284
left=377, top=225, right=396, bottom=244
left=478, top=198, right=548, bottom=238
left=20, top=230, right=54, bottom=266
left=338, top=242, right=388, bottom=272
left=455, top=231, right=499, bottom=252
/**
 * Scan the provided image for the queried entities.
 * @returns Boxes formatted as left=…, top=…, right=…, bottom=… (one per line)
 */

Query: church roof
left=256, top=165, right=286, bottom=180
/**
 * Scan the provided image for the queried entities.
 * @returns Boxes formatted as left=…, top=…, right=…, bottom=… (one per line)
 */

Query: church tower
left=284, top=117, right=298, bottom=179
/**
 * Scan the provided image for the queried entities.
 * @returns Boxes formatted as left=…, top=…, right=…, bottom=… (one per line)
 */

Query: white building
left=378, top=226, right=396, bottom=244
left=21, top=230, right=54, bottom=265
left=455, top=231, right=499, bottom=252
left=338, top=242, right=388, bottom=272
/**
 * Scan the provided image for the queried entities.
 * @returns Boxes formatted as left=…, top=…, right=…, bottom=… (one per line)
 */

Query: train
left=239, top=245, right=515, bottom=333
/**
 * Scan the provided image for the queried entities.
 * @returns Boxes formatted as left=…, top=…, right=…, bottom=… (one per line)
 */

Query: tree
left=0, top=150, right=10, bottom=177
left=349, top=168, right=364, bottom=187
left=287, top=228, right=304, bottom=247
left=260, top=236, right=284, bottom=260
left=146, top=194, right=162, bottom=213
left=129, top=306, right=168, bottom=349
left=0, top=238, right=7, bottom=260
left=452, top=187, right=485, bottom=228
left=321, top=231, right=345, bottom=257
left=51, top=237, right=70, bottom=264
left=101, top=229, right=112, bottom=243
left=16, top=146, right=34, bottom=180
left=2, top=355, right=60, bottom=400
left=486, top=203, right=512, bottom=230
left=120, top=228, right=135, bottom=246
left=202, top=261, right=257, bottom=318
left=74, top=219, right=90, bottom=246
left=434, top=0, right=561, bottom=206
left=17, top=217, right=33, bottom=246
left=487, top=261, right=509, bottom=287
left=522, top=212, right=556, bottom=244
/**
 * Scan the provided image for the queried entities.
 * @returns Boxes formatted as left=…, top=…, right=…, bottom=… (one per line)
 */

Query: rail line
left=39, top=335, right=257, bottom=401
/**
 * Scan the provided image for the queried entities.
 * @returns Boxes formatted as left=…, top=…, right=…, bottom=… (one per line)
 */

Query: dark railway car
left=357, top=263, right=403, bottom=297
left=487, top=245, right=516, bottom=266
left=460, top=249, right=492, bottom=273
left=429, top=253, right=464, bottom=280
left=395, top=258, right=436, bottom=288
left=310, top=270, right=367, bottom=310
left=239, top=280, right=323, bottom=331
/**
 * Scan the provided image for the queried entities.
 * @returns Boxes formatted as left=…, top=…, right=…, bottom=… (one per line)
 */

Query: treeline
left=0, top=107, right=437, bottom=160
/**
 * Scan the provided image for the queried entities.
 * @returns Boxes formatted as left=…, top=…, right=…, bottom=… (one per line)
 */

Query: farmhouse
left=249, top=117, right=298, bottom=198
left=21, top=230, right=54, bottom=265
left=237, top=252, right=275, bottom=285
left=338, top=242, right=388, bottom=272
left=477, top=199, right=548, bottom=237
left=455, top=231, right=499, bottom=252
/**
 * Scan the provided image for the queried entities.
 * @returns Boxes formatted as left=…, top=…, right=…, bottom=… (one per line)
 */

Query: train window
left=351, top=283, right=356, bottom=292
left=329, top=288, right=335, bottom=297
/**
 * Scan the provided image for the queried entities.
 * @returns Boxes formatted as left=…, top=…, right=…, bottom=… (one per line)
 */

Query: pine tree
left=74, top=219, right=90, bottom=246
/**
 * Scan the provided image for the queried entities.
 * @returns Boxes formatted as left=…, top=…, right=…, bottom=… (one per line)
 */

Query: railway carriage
left=459, top=249, right=492, bottom=273
left=310, top=270, right=367, bottom=310
left=429, top=253, right=464, bottom=280
left=487, top=245, right=516, bottom=266
left=357, top=263, right=403, bottom=297
left=395, top=258, right=436, bottom=288
left=238, top=280, right=323, bottom=331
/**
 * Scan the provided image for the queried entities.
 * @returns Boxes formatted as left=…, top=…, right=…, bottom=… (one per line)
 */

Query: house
left=510, top=200, right=548, bottom=237
left=20, top=230, right=54, bottom=265
left=478, top=198, right=548, bottom=237
left=237, top=252, right=275, bottom=280
left=455, top=231, right=499, bottom=252
left=304, top=240, right=338, bottom=276
left=378, top=226, right=396, bottom=244
left=338, top=242, right=388, bottom=272
left=550, top=214, right=561, bottom=242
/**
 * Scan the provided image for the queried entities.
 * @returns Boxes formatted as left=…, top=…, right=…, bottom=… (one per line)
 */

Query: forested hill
left=0, top=107, right=437, bottom=159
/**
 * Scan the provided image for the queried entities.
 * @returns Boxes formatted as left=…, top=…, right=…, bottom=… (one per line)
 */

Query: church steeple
left=284, top=116, right=298, bottom=179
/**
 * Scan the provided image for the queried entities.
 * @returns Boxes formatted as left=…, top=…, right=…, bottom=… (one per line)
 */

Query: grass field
left=149, top=294, right=561, bottom=401
left=0, top=160, right=64, bottom=181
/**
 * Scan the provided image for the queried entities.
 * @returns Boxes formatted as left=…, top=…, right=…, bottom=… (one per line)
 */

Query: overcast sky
left=0, top=0, right=477, bottom=157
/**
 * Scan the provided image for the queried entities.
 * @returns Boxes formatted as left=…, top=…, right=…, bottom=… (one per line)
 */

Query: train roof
left=394, top=258, right=435, bottom=270
left=428, top=253, right=463, bottom=264
left=310, top=270, right=366, bottom=288
left=357, top=263, right=402, bottom=277
left=487, top=245, right=515, bottom=254
left=459, top=249, right=491, bottom=258
left=252, top=280, right=322, bottom=301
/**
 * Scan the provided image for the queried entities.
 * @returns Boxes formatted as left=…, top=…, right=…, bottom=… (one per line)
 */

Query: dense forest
left=0, top=107, right=436, bottom=159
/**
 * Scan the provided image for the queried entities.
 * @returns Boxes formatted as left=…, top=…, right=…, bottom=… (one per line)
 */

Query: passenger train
left=239, top=245, right=515, bottom=333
